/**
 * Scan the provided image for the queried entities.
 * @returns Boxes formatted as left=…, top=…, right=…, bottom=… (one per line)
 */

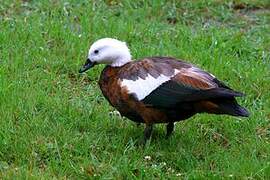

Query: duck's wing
left=119, top=57, right=244, bottom=108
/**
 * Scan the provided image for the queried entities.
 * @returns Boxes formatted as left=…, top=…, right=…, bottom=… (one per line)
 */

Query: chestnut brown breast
left=98, top=65, right=169, bottom=124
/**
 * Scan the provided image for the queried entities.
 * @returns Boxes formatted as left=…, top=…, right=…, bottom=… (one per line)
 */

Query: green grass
left=0, top=0, right=270, bottom=178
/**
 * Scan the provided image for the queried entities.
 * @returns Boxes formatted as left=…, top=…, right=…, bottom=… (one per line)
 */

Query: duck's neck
left=101, top=65, right=120, bottom=79
left=111, top=55, right=132, bottom=67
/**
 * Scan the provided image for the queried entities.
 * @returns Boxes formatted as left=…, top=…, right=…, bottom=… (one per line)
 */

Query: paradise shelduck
left=79, top=38, right=249, bottom=143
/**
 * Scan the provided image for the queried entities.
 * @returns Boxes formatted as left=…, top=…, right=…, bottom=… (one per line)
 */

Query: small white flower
left=167, top=167, right=175, bottom=173
left=109, top=110, right=121, bottom=117
left=144, top=155, right=151, bottom=161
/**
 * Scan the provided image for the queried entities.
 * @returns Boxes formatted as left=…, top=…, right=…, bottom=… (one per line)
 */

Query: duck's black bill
left=79, top=58, right=96, bottom=73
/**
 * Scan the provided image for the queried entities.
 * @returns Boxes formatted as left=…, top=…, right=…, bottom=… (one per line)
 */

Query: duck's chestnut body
left=97, top=57, right=249, bottom=140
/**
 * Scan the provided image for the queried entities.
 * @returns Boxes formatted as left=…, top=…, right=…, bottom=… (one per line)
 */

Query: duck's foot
left=166, top=122, right=174, bottom=139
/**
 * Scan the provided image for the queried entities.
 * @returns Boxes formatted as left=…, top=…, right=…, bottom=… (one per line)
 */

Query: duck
left=79, top=38, right=249, bottom=143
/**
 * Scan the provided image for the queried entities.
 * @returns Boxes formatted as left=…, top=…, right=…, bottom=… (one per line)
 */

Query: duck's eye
left=94, top=50, right=99, bottom=54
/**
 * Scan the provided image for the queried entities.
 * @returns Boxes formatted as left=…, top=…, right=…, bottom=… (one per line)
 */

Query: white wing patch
left=121, top=69, right=180, bottom=100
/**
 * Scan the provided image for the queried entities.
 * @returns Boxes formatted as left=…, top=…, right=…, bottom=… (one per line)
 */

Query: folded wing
left=119, top=57, right=244, bottom=109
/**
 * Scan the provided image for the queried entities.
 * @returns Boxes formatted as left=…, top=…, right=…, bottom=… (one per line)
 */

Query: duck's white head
left=79, top=38, right=132, bottom=73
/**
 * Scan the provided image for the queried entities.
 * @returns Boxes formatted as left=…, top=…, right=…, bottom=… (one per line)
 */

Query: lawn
left=0, top=0, right=270, bottom=178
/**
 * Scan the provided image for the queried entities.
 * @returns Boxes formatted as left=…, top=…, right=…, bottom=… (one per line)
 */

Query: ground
left=0, top=0, right=270, bottom=179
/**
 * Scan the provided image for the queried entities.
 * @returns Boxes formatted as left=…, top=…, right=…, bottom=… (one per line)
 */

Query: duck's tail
left=195, top=98, right=250, bottom=117
left=216, top=98, right=250, bottom=117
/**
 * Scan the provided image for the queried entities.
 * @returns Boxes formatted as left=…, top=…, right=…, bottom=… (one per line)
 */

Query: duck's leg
left=142, top=123, right=153, bottom=144
left=166, top=122, right=174, bottom=138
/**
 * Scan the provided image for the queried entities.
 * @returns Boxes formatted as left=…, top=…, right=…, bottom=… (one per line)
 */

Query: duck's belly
left=120, top=111, right=145, bottom=123
left=117, top=103, right=196, bottom=124
left=103, top=93, right=196, bottom=124
left=104, top=92, right=196, bottom=124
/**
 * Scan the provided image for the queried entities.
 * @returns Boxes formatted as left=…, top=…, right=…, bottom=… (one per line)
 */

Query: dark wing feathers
left=119, top=57, right=244, bottom=109
left=137, top=57, right=243, bottom=108
left=142, top=80, right=198, bottom=108
left=142, top=80, right=243, bottom=108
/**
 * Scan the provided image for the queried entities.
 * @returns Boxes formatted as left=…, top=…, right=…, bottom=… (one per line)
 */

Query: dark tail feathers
left=228, top=104, right=249, bottom=117
left=217, top=99, right=250, bottom=117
